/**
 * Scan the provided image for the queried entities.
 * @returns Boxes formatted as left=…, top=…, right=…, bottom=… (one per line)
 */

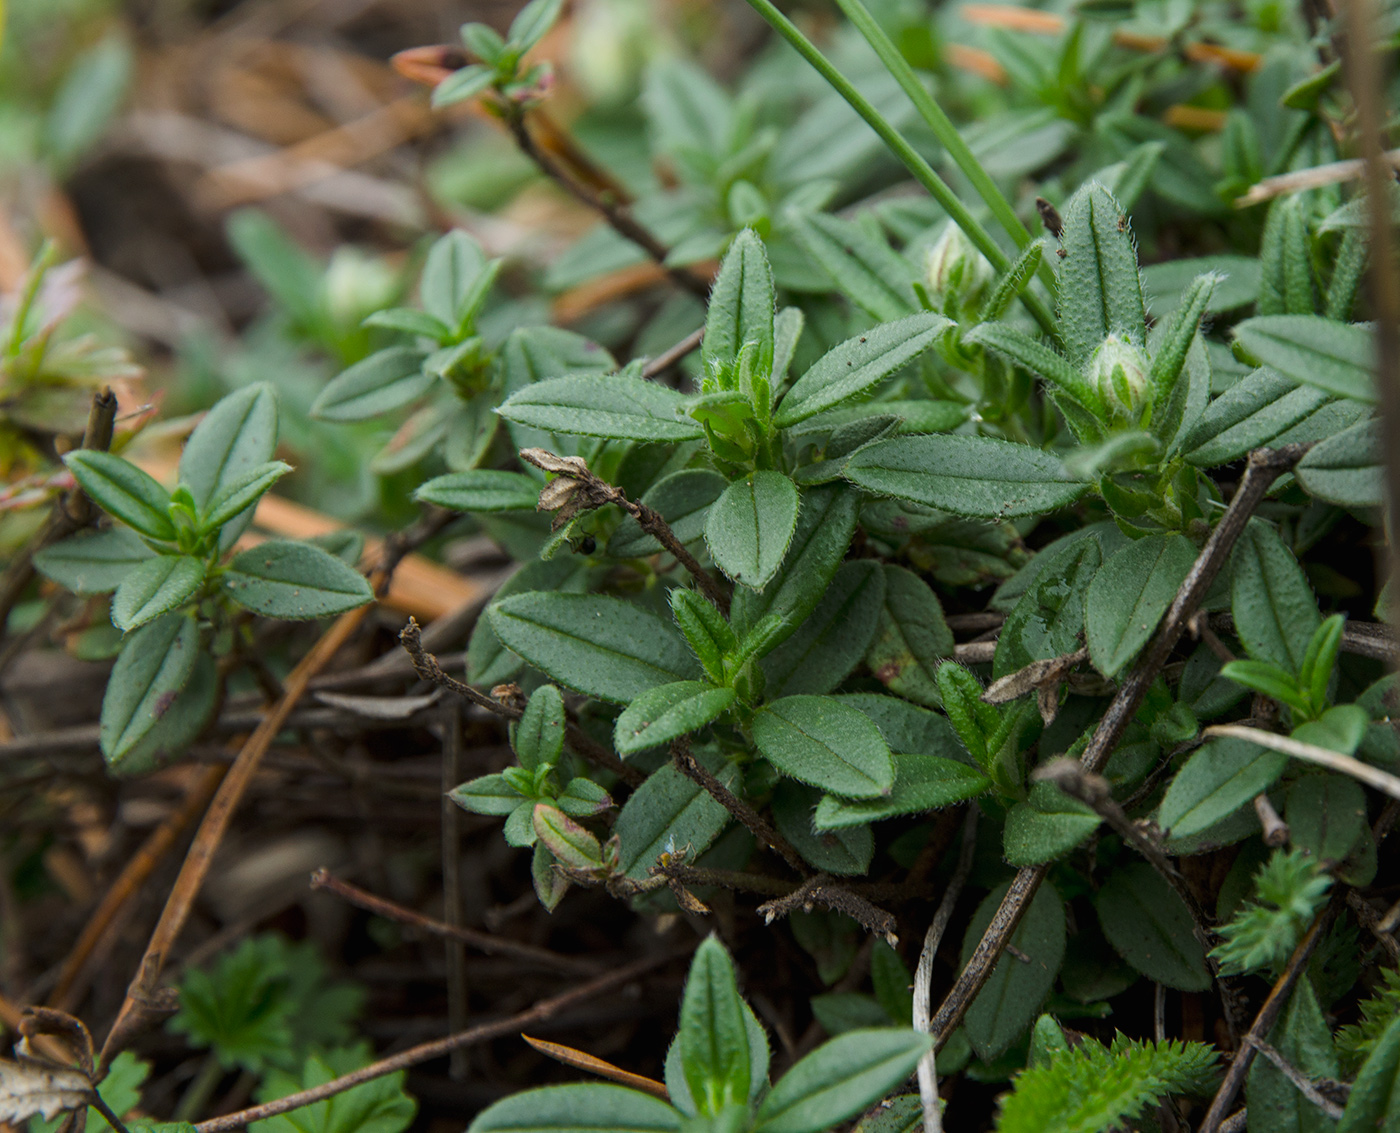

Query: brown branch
left=0, top=389, right=118, bottom=634
left=1246, top=1037, right=1347, bottom=1119
left=502, top=108, right=711, bottom=302
left=519, top=449, right=730, bottom=615
left=1255, top=793, right=1290, bottom=847
left=309, top=869, right=599, bottom=975
left=641, top=327, right=704, bottom=379
left=399, top=618, right=644, bottom=786
left=1034, top=760, right=1244, bottom=1041
left=929, top=445, right=1307, bottom=1049
left=671, top=738, right=808, bottom=876
left=755, top=874, right=898, bottom=943
left=190, top=947, right=688, bottom=1133
left=97, top=601, right=374, bottom=1068
left=375, top=506, right=457, bottom=598
left=1346, top=890, right=1400, bottom=963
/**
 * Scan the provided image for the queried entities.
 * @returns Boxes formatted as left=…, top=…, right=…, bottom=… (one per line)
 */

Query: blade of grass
left=742, top=0, right=1059, bottom=341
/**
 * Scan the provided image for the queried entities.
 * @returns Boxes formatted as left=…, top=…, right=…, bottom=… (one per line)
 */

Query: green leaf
left=226, top=211, right=321, bottom=327
left=461, top=23, right=506, bottom=65
left=609, top=470, right=728, bottom=558
left=703, top=472, right=800, bottom=589
left=1257, top=196, right=1316, bottom=317
left=679, top=936, right=752, bottom=1115
left=1296, top=417, right=1382, bottom=507
left=1337, top=1016, right=1400, bottom=1133
left=179, top=383, right=279, bottom=546
left=362, top=307, right=451, bottom=339
left=100, top=613, right=200, bottom=762
left=962, top=882, right=1066, bottom=1060
left=498, top=374, right=703, bottom=441
left=753, top=1029, right=932, bottom=1133
left=65, top=451, right=176, bottom=541
left=467, top=558, right=588, bottom=685
left=1142, top=255, right=1259, bottom=315
left=994, top=537, right=1100, bottom=679
left=466, top=1083, right=681, bottom=1133
left=311, top=347, right=432, bottom=422
left=1231, top=519, right=1320, bottom=675
left=1287, top=772, right=1368, bottom=872
left=1004, top=781, right=1101, bottom=866
left=448, top=774, right=524, bottom=816
left=979, top=239, right=1045, bottom=323
left=1094, top=863, right=1210, bottom=991
left=33, top=528, right=156, bottom=594
left=788, top=211, right=918, bottom=321
left=772, top=781, right=873, bottom=874
left=507, top=0, right=565, bottom=50
left=514, top=684, right=565, bottom=771
left=1182, top=366, right=1329, bottom=467
left=415, top=470, right=541, bottom=512
left=249, top=1046, right=414, bottom=1133
left=846, top=435, right=1087, bottom=519
left=222, top=541, right=372, bottom=619
left=1057, top=182, right=1146, bottom=366
left=703, top=228, right=775, bottom=380
left=200, top=461, right=291, bottom=533
left=431, top=64, right=495, bottom=107
left=1233, top=316, right=1375, bottom=404
left=1148, top=273, right=1217, bottom=407
left=615, top=682, right=736, bottom=755
left=814, top=752, right=988, bottom=829
left=1220, top=660, right=1311, bottom=715
left=613, top=754, right=738, bottom=878
left=1158, top=736, right=1288, bottom=839
left=1085, top=535, right=1196, bottom=678
left=44, top=35, right=133, bottom=172
left=774, top=313, right=950, bottom=426
left=761, top=559, right=884, bottom=698
left=1299, top=615, right=1347, bottom=717
left=670, top=589, right=736, bottom=684
left=532, top=804, right=603, bottom=870
left=112, top=555, right=206, bottom=631
left=865, top=564, right=953, bottom=707
left=964, top=323, right=1102, bottom=417
left=490, top=592, right=700, bottom=703
left=1247, top=977, right=1339, bottom=1133
left=730, top=484, right=857, bottom=647
left=753, top=695, right=894, bottom=799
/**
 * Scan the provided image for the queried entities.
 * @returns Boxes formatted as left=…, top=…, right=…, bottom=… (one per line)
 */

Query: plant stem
left=741, top=0, right=1059, bottom=341
left=173, top=1053, right=225, bottom=1124
left=829, top=0, right=1056, bottom=305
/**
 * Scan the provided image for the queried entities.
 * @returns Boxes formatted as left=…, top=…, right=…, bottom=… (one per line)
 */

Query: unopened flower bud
left=1089, top=334, right=1151, bottom=419
left=925, top=224, right=992, bottom=304
left=322, top=248, right=398, bottom=328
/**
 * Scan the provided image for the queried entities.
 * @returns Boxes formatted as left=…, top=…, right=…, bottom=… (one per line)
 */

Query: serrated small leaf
left=1337, top=1016, right=1400, bottom=1133
left=112, top=555, right=206, bottom=631
left=614, top=681, right=735, bottom=755
left=498, top=374, right=702, bottom=441
left=753, top=696, right=894, bottom=799
left=311, top=347, right=432, bottom=421
left=846, top=435, right=1087, bottom=519
left=774, top=313, right=950, bottom=426
left=222, top=541, right=373, bottom=619
left=704, top=472, right=800, bottom=589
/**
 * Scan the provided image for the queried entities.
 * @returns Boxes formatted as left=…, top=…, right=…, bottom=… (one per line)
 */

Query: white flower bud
left=1089, top=334, right=1151, bottom=419
left=322, top=249, right=398, bottom=328
left=924, top=224, right=992, bottom=304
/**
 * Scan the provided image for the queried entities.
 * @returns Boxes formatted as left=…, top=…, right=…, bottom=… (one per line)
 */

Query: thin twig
left=1034, top=759, right=1243, bottom=1041
left=309, top=869, right=599, bottom=975
left=1246, top=1038, right=1346, bottom=1119
left=914, top=808, right=978, bottom=1133
left=441, top=703, right=467, bottom=1079
left=1347, top=891, right=1400, bottom=962
left=929, top=445, right=1306, bottom=1049
left=190, top=947, right=688, bottom=1133
left=98, top=602, right=374, bottom=1068
left=671, top=738, right=808, bottom=876
left=641, top=327, right=704, bottom=379
left=1204, top=724, right=1400, bottom=801
left=1254, top=793, right=1290, bottom=847
left=519, top=448, right=730, bottom=615
left=0, top=389, right=118, bottom=634
left=399, top=618, right=643, bottom=786
left=501, top=108, right=710, bottom=301
left=375, top=506, right=457, bottom=598
left=755, top=874, right=898, bottom=943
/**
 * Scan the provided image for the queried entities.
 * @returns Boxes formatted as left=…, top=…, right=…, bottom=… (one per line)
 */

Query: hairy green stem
left=742, top=0, right=1059, bottom=340
left=829, top=0, right=1057, bottom=299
